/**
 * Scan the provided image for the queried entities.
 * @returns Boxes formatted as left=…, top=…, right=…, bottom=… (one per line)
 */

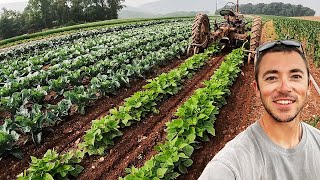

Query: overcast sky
left=0, top=0, right=319, bottom=15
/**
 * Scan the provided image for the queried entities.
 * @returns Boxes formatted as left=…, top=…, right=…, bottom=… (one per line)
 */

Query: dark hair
left=254, top=44, right=310, bottom=89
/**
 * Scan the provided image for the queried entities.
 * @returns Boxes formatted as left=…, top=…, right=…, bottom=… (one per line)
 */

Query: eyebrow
left=290, top=69, right=304, bottom=74
left=262, top=70, right=278, bottom=78
left=262, top=69, right=305, bottom=78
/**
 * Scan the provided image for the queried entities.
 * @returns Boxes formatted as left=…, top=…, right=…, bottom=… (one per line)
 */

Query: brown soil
left=261, top=20, right=278, bottom=42
left=77, top=54, right=226, bottom=180
left=0, top=56, right=185, bottom=180
left=0, top=51, right=228, bottom=179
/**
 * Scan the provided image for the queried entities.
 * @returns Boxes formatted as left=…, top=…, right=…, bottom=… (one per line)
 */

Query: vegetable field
left=0, top=16, right=320, bottom=180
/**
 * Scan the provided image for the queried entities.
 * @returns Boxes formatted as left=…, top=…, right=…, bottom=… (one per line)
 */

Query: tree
left=24, top=0, right=53, bottom=29
left=52, top=0, right=70, bottom=25
left=106, top=0, right=125, bottom=19
left=0, top=8, right=25, bottom=39
left=69, top=0, right=85, bottom=22
left=83, top=0, right=108, bottom=21
left=237, top=3, right=315, bottom=17
left=0, top=0, right=126, bottom=39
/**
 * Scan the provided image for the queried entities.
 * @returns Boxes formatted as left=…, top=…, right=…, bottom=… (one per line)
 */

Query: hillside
left=137, top=0, right=228, bottom=14
left=119, top=6, right=212, bottom=19
left=119, top=6, right=157, bottom=19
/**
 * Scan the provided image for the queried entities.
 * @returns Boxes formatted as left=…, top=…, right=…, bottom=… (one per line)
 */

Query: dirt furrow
left=178, top=62, right=260, bottom=180
left=78, top=53, right=227, bottom=180
left=0, top=57, right=185, bottom=180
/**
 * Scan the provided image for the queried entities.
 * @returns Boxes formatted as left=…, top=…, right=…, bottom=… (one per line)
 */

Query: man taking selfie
left=199, top=40, right=320, bottom=180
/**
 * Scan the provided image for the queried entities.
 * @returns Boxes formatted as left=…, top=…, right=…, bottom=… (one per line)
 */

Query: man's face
left=253, top=51, right=311, bottom=122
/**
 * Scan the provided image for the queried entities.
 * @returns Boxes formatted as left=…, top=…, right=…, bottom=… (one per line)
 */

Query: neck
left=259, top=112, right=302, bottom=149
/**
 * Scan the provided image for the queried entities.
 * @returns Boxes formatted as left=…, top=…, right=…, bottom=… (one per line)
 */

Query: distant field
left=292, top=16, right=320, bottom=22
left=0, top=16, right=195, bottom=49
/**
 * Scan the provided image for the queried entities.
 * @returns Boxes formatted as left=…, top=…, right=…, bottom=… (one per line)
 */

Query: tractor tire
left=191, top=13, right=210, bottom=50
left=250, top=16, right=262, bottom=52
left=248, top=16, right=262, bottom=64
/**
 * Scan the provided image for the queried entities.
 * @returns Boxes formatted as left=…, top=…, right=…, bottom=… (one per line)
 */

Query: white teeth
left=275, top=100, right=293, bottom=105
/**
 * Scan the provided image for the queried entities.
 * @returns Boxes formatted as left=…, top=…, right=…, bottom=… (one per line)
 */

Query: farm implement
left=187, top=0, right=262, bottom=63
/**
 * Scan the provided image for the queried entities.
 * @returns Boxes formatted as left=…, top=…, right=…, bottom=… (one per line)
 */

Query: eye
left=265, top=76, right=276, bottom=81
left=292, top=74, right=302, bottom=79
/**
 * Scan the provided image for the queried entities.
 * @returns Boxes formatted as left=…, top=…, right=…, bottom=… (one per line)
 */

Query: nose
left=278, top=78, right=292, bottom=93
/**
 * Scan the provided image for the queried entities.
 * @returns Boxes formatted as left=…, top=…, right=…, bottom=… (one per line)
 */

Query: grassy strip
left=121, top=48, right=245, bottom=179
left=0, top=17, right=193, bottom=48
left=17, top=45, right=220, bottom=179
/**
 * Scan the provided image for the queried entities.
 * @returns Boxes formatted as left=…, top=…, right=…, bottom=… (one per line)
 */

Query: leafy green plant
left=64, top=86, right=97, bottom=114
left=17, top=149, right=84, bottom=180
left=272, top=17, right=320, bottom=66
left=0, top=120, right=22, bottom=159
left=79, top=45, right=220, bottom=156
left=122, top=48, right=244, bottom=179
left=15, top=104, right=48, bottom=145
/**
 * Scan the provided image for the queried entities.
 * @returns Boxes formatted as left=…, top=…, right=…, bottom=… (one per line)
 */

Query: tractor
left=187, top=0, right=262, bottom=63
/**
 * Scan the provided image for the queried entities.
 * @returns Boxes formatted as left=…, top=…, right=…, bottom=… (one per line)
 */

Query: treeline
left=0, top=0, right=124, bottom=39
left=216, top=2, right=315, bottom=17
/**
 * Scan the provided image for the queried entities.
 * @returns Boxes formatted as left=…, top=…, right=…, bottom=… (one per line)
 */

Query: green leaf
left=206, top=125, right=215, bottom=136
left=43, top=173, right=54, bottom=180
left=156, top=168, right=167, bottom=178
left=178, top=164, right=188, bottom=174
left=183, top=145, right=194, bottom=157
left=70, top=165, right=84, bottom=177
left=183, top=159, right=193, bottom=167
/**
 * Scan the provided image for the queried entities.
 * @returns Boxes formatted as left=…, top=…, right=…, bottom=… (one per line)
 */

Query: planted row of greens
left=0, top=28, right=141, bottom=79
left=0, top=22, right=191, bottom=100
left=272, top=17, right=320, bottom=66
left=79, top=45, right=220, bottom=156
left=17, top=45, right=221, bottom=179
left=0, top=19, right=189, bottom=62
left=0, top=21, right=191, bottom=83
left=0, top=38, right=189, bottom=153
left=1, top=37, right=189, bottom=116
left=122, top=48, right=245, bottom=179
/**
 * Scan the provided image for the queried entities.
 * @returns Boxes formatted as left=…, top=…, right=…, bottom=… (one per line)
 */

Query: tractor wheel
left=191, top=13, right=210, bottom=51
left=248, top=16, right=262, bottom=64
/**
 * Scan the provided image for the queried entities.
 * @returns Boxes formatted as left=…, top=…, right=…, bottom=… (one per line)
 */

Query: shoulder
left=207, top=122, right=264, bottom=177
left=215, top=122, right=263, bottom=159
left=198, top=160, right=237, bottom=180
left=302, top=122, right=320, bottom=140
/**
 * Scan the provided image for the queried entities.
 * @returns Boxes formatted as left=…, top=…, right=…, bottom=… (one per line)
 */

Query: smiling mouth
left=274, top=100, right=294, bottom=105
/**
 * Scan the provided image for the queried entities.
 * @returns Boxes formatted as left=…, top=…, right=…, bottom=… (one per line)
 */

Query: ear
left=251, top=80, right=260, bottom=98
left=307, top=79, right=312, bottom=96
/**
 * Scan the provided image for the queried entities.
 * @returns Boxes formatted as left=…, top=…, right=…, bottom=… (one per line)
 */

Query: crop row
left=122, top=48, right=245, bottom=179
left=0, top=38, right=189, bottom=156
left=0, top=19, right=190, bottom=61
left=0, top=22, right=191, bottom=100
left=0, top=21, right=191, bottom=82
left=272, top=17, right=320, bottom=66
left=1, top=34, right=189, bottom=116
left=17, top=45, right=221, bottom=179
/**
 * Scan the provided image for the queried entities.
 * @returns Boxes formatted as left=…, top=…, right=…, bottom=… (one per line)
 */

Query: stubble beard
left=260, top=93, right=307, bottom=123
